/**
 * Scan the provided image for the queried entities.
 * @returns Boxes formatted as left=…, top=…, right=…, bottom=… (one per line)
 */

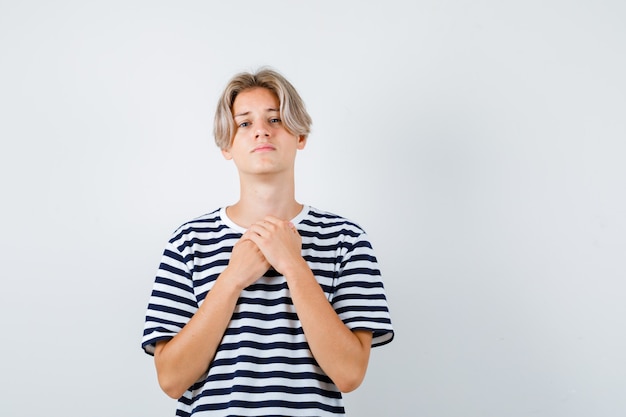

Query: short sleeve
left=142, top=238, right=198, bottom=355
left=331, top=232, right=394, bottom=347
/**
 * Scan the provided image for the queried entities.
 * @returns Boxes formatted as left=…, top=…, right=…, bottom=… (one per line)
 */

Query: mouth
left=252, top=144, right=276, bottom=153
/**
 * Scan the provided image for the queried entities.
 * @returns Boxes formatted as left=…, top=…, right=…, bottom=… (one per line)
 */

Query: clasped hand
left=228, top=216, right=303, bottom=289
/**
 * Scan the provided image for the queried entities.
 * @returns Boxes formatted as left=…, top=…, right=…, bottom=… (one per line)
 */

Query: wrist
left=216, top=268, right=247, bottom=295
left=281, top=257, right=312, bottom=282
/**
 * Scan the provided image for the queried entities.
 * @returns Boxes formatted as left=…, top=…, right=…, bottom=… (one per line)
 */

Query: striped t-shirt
left=142, top=205, right=394, bottom=416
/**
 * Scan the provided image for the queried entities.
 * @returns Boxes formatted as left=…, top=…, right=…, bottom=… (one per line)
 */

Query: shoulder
left=167, top=208, right=230, bottom=245
left=301, top=206, right=368, bottom=239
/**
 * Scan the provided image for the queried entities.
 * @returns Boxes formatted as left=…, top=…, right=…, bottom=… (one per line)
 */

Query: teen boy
left=142, top=68, right=394, bottom=416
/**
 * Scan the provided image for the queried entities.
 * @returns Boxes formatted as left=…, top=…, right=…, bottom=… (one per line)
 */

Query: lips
left=252, top=144, right=276, bottom=153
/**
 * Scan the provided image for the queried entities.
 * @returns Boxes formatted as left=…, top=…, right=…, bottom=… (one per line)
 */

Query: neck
left=227, top=173, right=302, bottom=228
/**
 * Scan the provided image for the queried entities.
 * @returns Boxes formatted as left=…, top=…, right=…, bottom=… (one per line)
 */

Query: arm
left=284, top=260, right=373, bottom=392
left=245, top=217, right=373, bottom=392
left=153, top=239, right=269, bottom=399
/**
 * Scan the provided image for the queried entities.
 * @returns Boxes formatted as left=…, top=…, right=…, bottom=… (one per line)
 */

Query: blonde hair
left=213, top=68, right=312, bottom=149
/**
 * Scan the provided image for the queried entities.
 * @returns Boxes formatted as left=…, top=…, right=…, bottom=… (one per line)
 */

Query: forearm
left=154, top=272, right=242, bottom=399
left=285, top=260, right=373, bottom=392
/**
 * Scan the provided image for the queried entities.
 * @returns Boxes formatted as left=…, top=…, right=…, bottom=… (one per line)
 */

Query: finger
left=247, top=223, right=268, bottom=238
left=239, top=231, right=255, bottom=241
left=284, top=222, right=298, bottom=235
left=241, top=230, right=260, bottom=245
left=262, top=216, right=290, bottom=230
left=263, top=215, right=281, bottom=224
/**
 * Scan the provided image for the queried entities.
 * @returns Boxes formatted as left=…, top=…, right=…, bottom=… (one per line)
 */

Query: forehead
left=232, top=87, right=279, bottom=114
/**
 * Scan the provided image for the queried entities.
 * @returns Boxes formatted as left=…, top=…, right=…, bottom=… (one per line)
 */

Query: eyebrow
left=233, top=108, right=280, bottom=118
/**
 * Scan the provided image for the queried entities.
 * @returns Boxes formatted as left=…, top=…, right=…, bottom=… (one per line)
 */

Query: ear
left=297, top=135, right=307, bottom=150
left=221, top=148, right=233, bottom=160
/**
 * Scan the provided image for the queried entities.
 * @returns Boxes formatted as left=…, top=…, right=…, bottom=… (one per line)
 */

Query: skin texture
left=154, top=87, right=373, bottom=399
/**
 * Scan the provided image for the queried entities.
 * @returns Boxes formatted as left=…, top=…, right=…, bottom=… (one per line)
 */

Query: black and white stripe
left=142, top=206, right=394, bottom=416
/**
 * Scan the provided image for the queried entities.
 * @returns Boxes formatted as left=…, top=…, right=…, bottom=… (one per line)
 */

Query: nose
left=255, top=121, right=270, bottom=139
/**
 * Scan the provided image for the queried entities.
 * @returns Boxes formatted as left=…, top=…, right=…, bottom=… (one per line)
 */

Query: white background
left=1, top=1, right=625, bottom=416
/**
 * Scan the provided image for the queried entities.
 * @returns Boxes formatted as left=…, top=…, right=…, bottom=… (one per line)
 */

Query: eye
left=269, top=118, right=281, bottom=124
left=238, top=121, right=250, bottom=128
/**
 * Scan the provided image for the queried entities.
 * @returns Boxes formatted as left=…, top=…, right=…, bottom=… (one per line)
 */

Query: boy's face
left=222, top=87, right=306, bottom=177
